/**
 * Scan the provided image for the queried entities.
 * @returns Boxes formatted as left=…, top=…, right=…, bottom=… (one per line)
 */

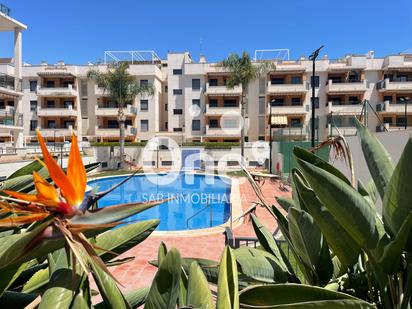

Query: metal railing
left=0, top=3, right=10, bottom=16
left=0, top=110, right=23, bottom=127
left=0, top=74, right=22, bottom=92
left=186, top=201, right=213, bottom=228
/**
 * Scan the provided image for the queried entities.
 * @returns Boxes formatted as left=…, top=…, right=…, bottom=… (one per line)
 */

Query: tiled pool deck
left=110, top=176, right=291, bottom=291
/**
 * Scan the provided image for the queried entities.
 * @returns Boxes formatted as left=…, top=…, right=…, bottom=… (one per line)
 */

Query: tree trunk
left=240, top=89, right=245, bottom=158
left=118, top=107, right=126, bottom=169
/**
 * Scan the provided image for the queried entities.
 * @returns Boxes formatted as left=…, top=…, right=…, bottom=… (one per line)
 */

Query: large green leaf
left=235, top=246, right=289, bottom=283
left=355, top=118, right=394, bottom=200
left=7, top=160, right=44, bottom=179
left=22, top=268, right=49, bottom=293
left=145, top=248, right=181, bottom=309
left=90, top=261, right=131, bottom=309
left=296, top=157, right=379, bottom=250
left=123, top=287, right=149, bottom=308
left=186, top=261, right=214, bottom=309
left=378, top=213, right=412, bottom=274
left=293, top=171, right=361, bottom=267
left=95, top=219, right=159, bottom=261
left=71, top=200, right=166, bottom=225
left=275, top=196, right=295, bottom=212
left=39, top=269, right=83, bottom=309
left=0, top=291, right=38, bottom=308
left=239, top=284, right=375, bottom=308
left=288, top=207, right=333, bottom=285
left=217, top=246, right=239, bottom=309
left=383, top=138, right=412, bottom=240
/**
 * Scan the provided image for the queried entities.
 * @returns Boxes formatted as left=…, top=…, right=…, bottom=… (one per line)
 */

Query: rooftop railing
left=0, top=3, right=10, bottom=16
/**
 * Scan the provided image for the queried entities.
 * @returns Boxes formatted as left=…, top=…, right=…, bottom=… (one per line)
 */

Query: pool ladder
left=186, top=200, right=213, bottom=228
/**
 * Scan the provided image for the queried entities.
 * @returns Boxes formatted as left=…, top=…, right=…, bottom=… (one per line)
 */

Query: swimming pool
left=87, top=173, right=231, bottom=231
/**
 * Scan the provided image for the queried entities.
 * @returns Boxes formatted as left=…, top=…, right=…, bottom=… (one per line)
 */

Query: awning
left=269, top=115, right=288, bottom=125
left=37, top=72, right=75, bottom=78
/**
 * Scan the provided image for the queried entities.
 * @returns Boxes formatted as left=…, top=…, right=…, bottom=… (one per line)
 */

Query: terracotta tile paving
left=110, top=177, right=292, bottom=291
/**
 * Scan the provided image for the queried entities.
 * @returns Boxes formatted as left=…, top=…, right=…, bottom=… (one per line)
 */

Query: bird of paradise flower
left=0, top=130, right=168, bottom=282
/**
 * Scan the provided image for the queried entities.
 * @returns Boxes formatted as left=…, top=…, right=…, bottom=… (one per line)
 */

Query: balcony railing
left=37, top=105, right=77, bottom=117
left=0, top=109, right=23, bottom=127
left=205, top=83, right=242, bottom=95
left=267, top=81, right=308, bottom=94
left=0, top=74, right=22, bottom=92
left=377, top=78, right=412, bottom=91
left=37, top=84, right=78, bottom=97
left=325, top=79, right=368, bottom=93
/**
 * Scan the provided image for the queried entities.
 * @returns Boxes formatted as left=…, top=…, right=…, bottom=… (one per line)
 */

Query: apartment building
left=0, top=7, right=26, bottom=147
left=3, top=5, right=412, bottom=149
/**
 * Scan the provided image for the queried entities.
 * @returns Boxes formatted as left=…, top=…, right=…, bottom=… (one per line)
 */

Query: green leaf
left=7, top=160, right=44, bottom=179
left=123, top=287, right=149, bottom=308
left=0, top=291, right=38, bottom=308
left=22, top=268, right=49, bottom=293
left=239, top=284, right=375, bottom=308
left=90, top=261, right=131, bottom=309
left=275, top=196, right=295, bottom=212
left=293, top=147, right=350, bottom=185
left=158, top=241, right=168, bottom=264
left=39, top=269, right=83, bottom=309
left=383, top=138, right=412, bottom=240
left=95, top=219, right=160, bottom=261
left=71, top=200, right=166, bottom=225
left=235, top=246, right=289, bottom=283
left=354, top=118, right=394, bottom=199
left=217, top=246, right=239, bottom=309
left=145, top=248, right=181, bottom=309
left=186, top=261, right=214, bottom=309
left=296, top=157, right=379, bottom=250
left=288, top=207, right=333, bottom=285
left=293, top=171, right=360, bottom=267
left=378, top=213, right=412, bottom=273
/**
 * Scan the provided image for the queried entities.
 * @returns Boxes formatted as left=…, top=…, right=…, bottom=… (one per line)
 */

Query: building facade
left=2, top=8, right=412, bottom=148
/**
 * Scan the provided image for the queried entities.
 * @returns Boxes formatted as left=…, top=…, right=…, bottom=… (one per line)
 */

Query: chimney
left=366, top=50, right=375, bottom=59
left=40, top=61, right=48, bottom=66
left=57, top=60, right=65, bottom=66
left=199, top=54, right=207, bottom=64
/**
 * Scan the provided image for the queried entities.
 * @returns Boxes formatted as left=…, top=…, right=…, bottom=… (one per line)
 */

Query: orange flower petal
left=0, top=213, right=49, bottom=227
left=36, top=130, right=77, bottom=206
left=3, top=190, right=38, bottom=203
left=67, top=134, right=86, bottom=207
left=33, top=171, right=60, bottom=206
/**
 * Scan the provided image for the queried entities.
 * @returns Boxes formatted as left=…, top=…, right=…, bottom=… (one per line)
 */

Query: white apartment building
left=2, top=7, right=412, bottom=148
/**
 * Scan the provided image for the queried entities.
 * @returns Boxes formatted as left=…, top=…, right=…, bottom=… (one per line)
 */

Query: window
left=192, top=99, right=200, bottom=107
left=223, top=99, right=237, bottom=107
left=29, top=80, right=37, bottom=92
left=165, top=104, right=168, bottom=111
left=30, top=120, right=37, bottom=131
left=192, top=79, right=201, bottom=90
left=140, top=99, right=148, bottom=111
left=173, top=89, right=182, bottom=95
left=173, top=128, right=183, bottom=132
left=141, top=120, right=149, bottom=132
left=46, top=80, right=55, bottom=88
left=173, top=69, right=182, bottom=75
left=290, top=118, right=302, bottom=126
left=270, top=98, right=284, bottom=106
left=311, top=76, right=320, bottom=88
left=209, top=99, right=218, bottom=107
left=162, top=161, right=173, bottom=166
left=291, top=97, right=301, bottom=106
left=258, top=96, right=265, bottom=114
left=64, top=120, right=74, bottom=128
left=258, top=78, right=266, bottom=94
left=348, top=96, right=359, bottom=104
left=173, top=109, right=183, bottom=115
left=165, top=122, right=168, bottom=129
left=107, top=120, right=118, bottom=128
left=192, top=120, right=201, bottom=131
left=209, top=79, right=218, bottom=86
left=63, top=101, right=73, bottom=108
left=311, top=97, right=319, bottom=109
left=271, top=77, right=284, bottom=85
left=47, top=120, right=56, bottom=128
left=140, top=80, right=148, bottom=87
left=384, top=96, right=393, bottom=103
left=209, top=119, right=219, bottom=128
left=396, top=117, right=406, bottom=127
left=30, top=100, right=37, bottom=111
left=125, top=119, right=132, bottom=126
left=47, top=100, right=55, bottom=108
left=291, top=76, right=302, bottom=84
left=383, top=117, right=393, bottom=125
left=143, top=161, right=155, bottom=166
left=258, top=136, right=265, bottom=141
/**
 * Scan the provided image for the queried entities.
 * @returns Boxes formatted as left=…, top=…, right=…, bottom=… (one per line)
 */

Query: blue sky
left=1, top=0, right=411, bottom=64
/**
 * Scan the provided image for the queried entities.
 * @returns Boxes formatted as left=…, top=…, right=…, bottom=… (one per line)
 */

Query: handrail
left=186, top=199, right=213, bottom=228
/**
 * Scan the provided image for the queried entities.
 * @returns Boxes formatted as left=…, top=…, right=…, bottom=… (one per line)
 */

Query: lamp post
left=269, top=100, right=273, bottom=172
left=400, top=97, right=410, bottom=130
left=309, top=45, right=324, bottom=147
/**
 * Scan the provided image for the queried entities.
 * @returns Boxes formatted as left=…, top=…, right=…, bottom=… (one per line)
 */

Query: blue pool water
left=87, top=173, right=231, bottom=231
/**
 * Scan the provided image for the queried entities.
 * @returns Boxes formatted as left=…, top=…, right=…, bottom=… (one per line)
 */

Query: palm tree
left=87, top=62, right=153, bottom=168
left=219, top=52, right=273, bottom=157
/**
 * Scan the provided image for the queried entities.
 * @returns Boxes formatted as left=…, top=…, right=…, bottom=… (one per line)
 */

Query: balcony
left=268, top=104, right=307, bottom=115
left=0, top=73, right=22, bottom=97
left=377, top=78, right=412, bottom=92
left=267, top=81, right=308, bottom=94
left=94, top=84, right=108, bottom=96
left=95, top=125, right=137, bottom=137
left=95, top=104, right=136, bottom=116
left=325, top=80, right=368, bottom=93
left=37, top=84, right=78, bottom=97
left=39, top=126, right=75, bottom=137
left=376, top=123, right=412, bottom=132
left=0, top=109, right=23, bottom=129
left=205, top=83, right=242, bottom=96
left=272, top=125, right=308, bottom=139
left=328, top=124, right=357, bottom=136
left=205, top=125, right=241, bottom=137
left=205, top=104, right=241, bottom=116
left=376, top=101, right=410, bottom=113
left=37, top=105, right=77, bottom=117
left=327, top=101, right=363, bottom=115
